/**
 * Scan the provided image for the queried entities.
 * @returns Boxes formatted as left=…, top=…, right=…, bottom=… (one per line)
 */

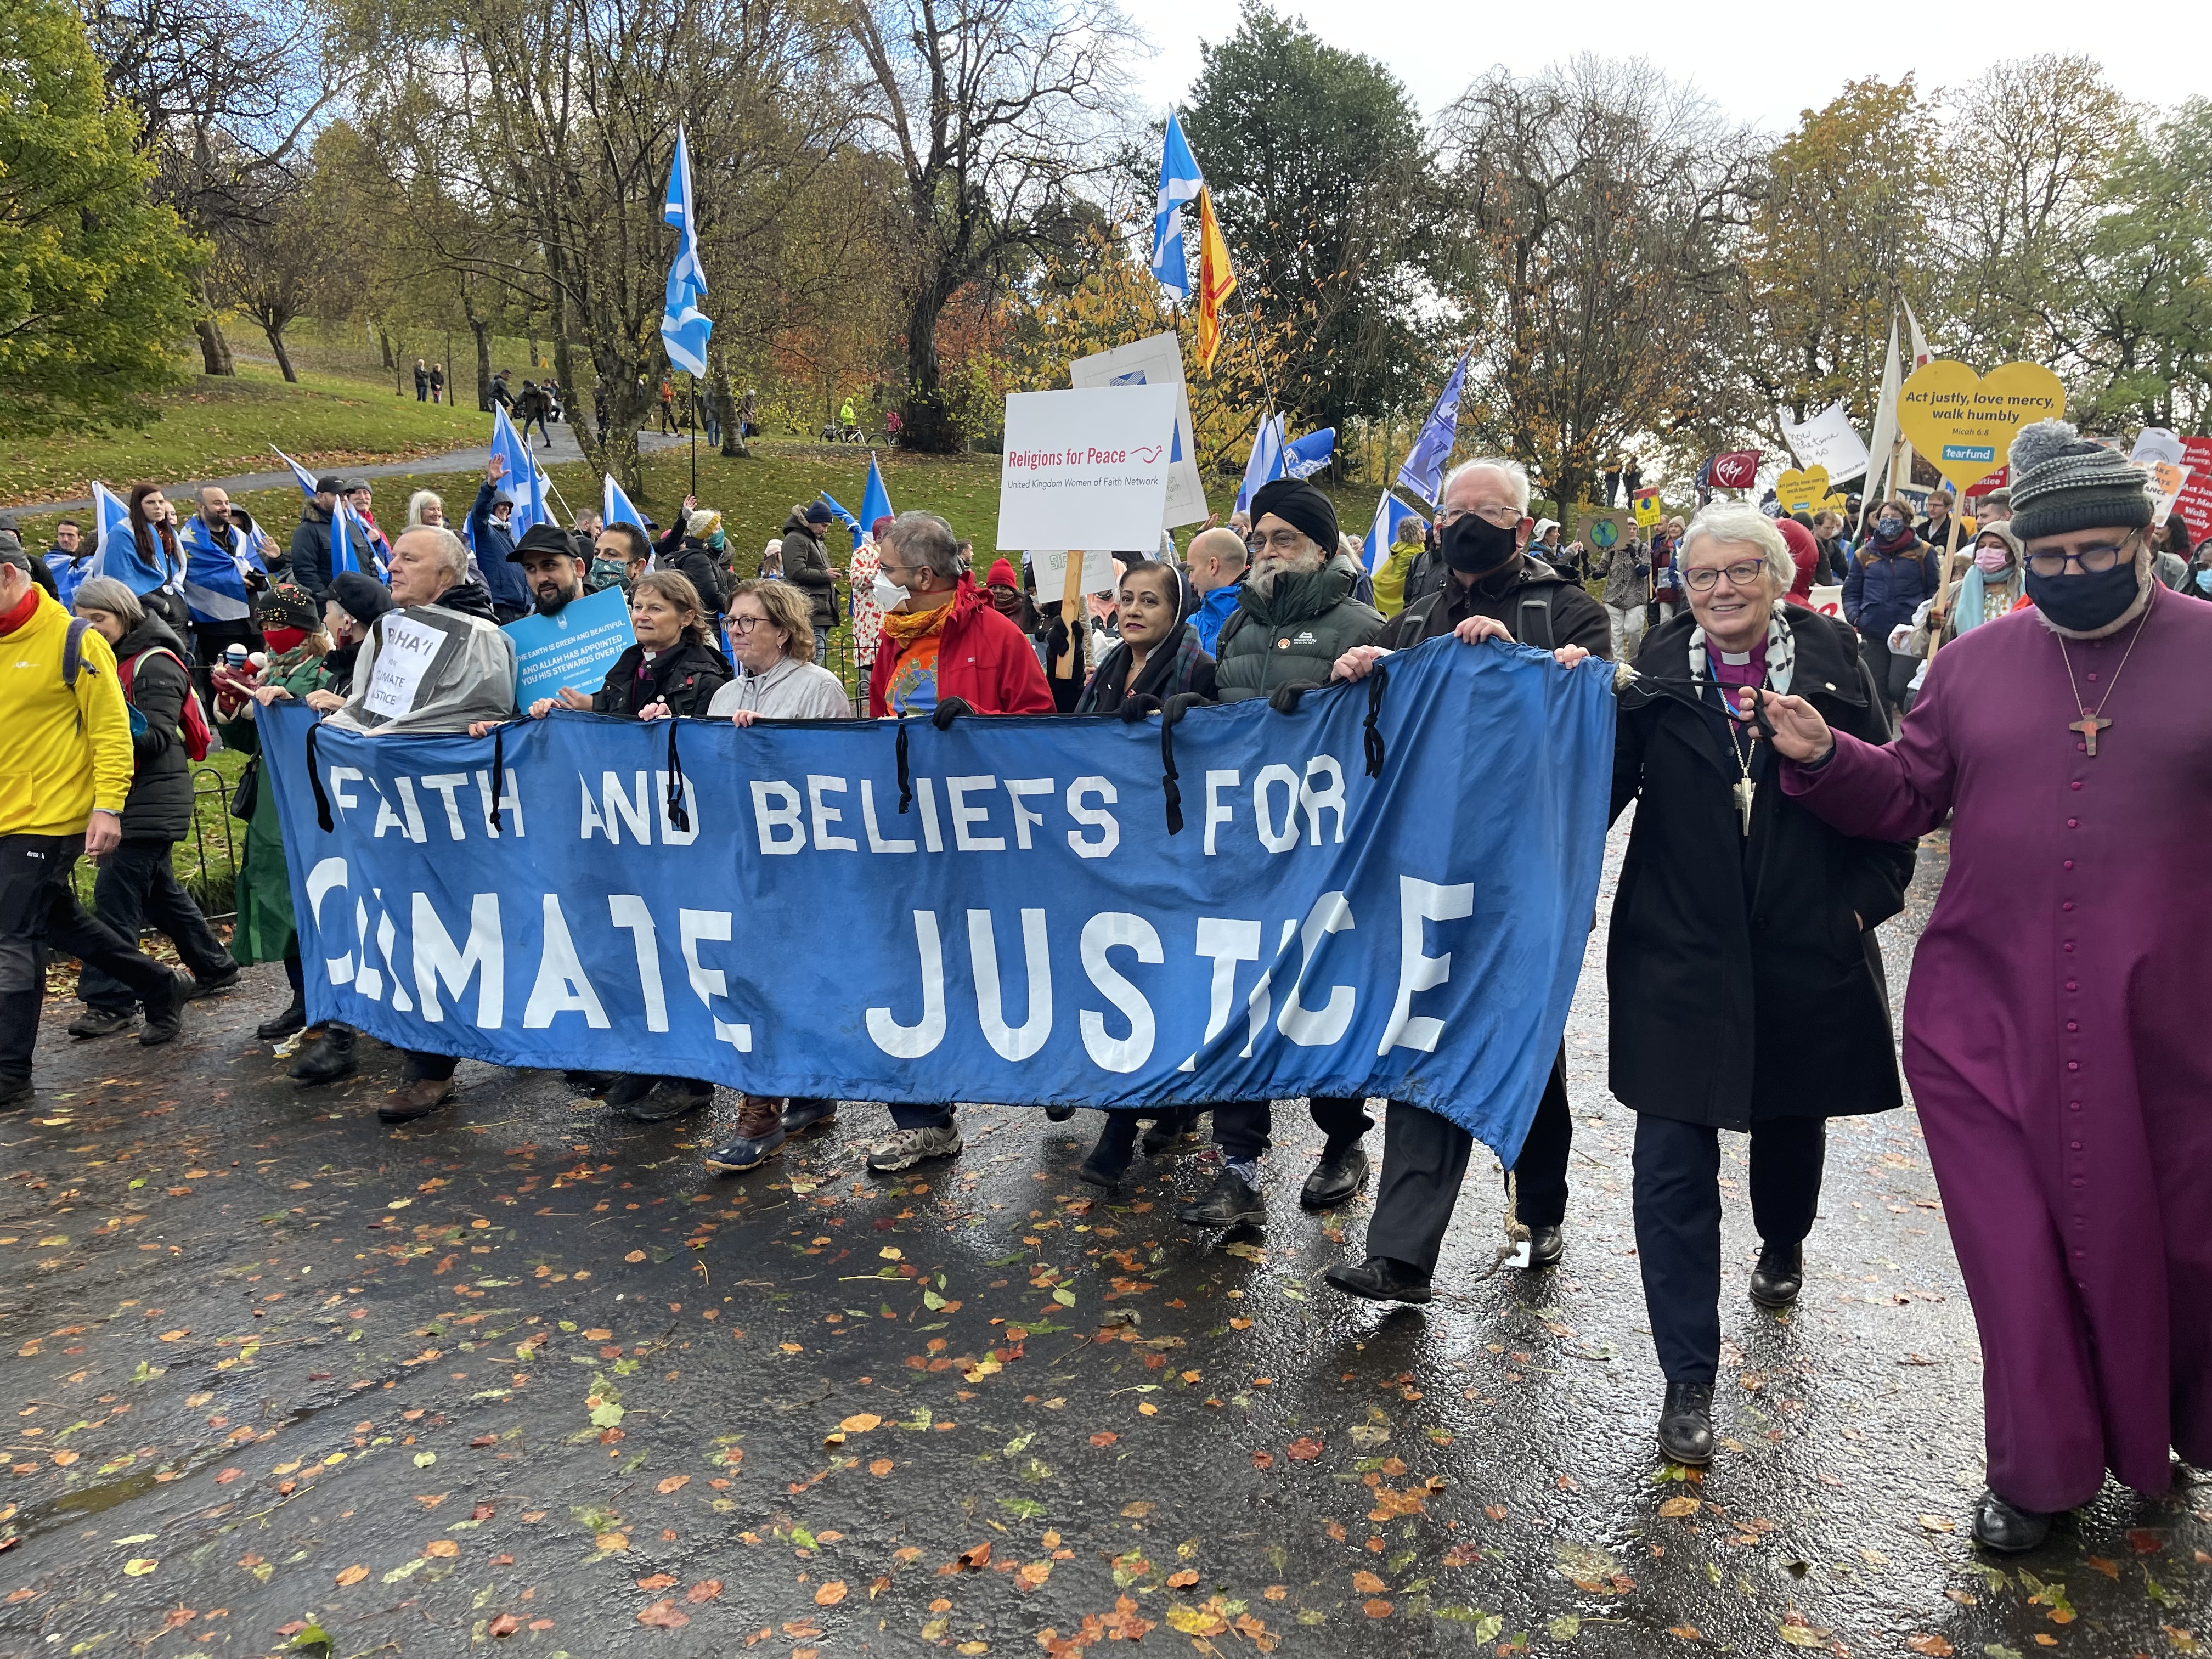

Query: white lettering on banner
left=1065, top=777, right=1118, bottom=859
left=329, top=766, right=362, bottom=817
left=1204, top=770, right=1239, bottom=857
left=808, top=775, right=858, bottom=853
left=752, top=780, right=804, bottom=853
left=607, top=896, right=669, bottom=1031
left=1380, top=876, right=1475, bottom=1054
left=1278, top=892, right=1355, bottom=1046
left=969, top=909, right=1052, bottom=1060
left=861, top=778, right=916, bottom=853
left=306, top=857, right=353, bottom=985
left=677, top=910, right=751, bottom=1052
left=1004, top=779, right=1053, bottom=849
left=525, top=894, right=610, bottom=1028
left=1300, top=757, right=1347, bottom=845
left=370, top=780, right=409, bottom=840
left=354, top=896, right=381, bottom=1000
left=947, top=775, right=1003, bottom=851
left=411, top=891, right=504, bottom=1027
left=362, top=613, right=444, bottom=719
left=1253, top=764, right=1301, bottom=854
left=474, top=769, right=524, bottom=837
left=1183, top=916, right=1262, bottom=1071
left=915, top=778, right=944, bottom=853
left=421, top=773, right=471, bottom=839
left=1081, top=912, right=1163, bottom=1073
left=867, top=911, right=947, bottom=1057
left=1243, top=918, right=1299, bottom=1058
left=601, top=771, right=652, bottom=844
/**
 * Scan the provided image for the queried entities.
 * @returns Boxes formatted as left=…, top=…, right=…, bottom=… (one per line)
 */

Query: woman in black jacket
left=66, top=578, right=239, bottom=1037
left=1556, top=503, right=1913, bottom=1469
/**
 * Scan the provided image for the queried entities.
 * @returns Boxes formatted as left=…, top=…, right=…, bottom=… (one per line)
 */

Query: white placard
left=1780, top=400, right=1871, bottom=483
left=1024, top=549, right=1118, bottom=595
left=1069, top=333, right=1210, bottom=530
left=362, top=613, right=445, bottom=720
left=997, top=386, right=1176, bottom=552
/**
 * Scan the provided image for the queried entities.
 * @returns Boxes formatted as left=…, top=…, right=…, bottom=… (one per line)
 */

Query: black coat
left=112, top=614, right=199, bottom=842
left=1376, top=551, right=1613, bottom=659
left=1605, top=609, right=1914, bottom=1131
left=590, top=639, right=731, bottom=718
left=781, top=515, right=839, bottom=630
left=661, top=539, right=728, bottom=619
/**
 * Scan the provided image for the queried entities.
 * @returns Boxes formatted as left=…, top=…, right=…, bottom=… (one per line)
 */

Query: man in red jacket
left=868, top=512, right=1052, bottom=720
left=863, top=512, right=1051, bottom=1173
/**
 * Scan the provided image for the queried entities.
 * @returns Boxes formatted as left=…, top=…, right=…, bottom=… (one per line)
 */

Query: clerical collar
left=1716, top=649, right=1752, bottom=665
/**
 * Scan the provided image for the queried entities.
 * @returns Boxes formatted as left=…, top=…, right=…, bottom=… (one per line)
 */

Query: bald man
left=1187, top=526, right=1248, bottom=655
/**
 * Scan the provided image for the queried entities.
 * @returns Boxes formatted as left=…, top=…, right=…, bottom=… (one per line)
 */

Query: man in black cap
left=1178, top=476, right=1389, bottom=1233
left=466, top=453, right=529, bottom=622
left=1319, top=456, right=1613, bottom=1305
left=511, top=523, right=592, bottom=619
left=290, top=475, right=348, bottom=606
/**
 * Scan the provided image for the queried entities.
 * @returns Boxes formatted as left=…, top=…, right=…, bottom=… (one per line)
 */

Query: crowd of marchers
left=3, top=419, right=2207, bottom=1558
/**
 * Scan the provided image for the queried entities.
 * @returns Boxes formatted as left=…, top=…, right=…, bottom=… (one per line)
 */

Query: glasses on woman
left=727, top=614, right=770, bottom=633
left=1681, top=560, right=1767, bottom=592
left=2024, top=537, right=2132, bottom=579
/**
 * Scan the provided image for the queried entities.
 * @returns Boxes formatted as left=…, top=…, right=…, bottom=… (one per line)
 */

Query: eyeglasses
left=1438, top=504, right=1523, bottom=529
left=1249, top=531, right=1312, bottom=554
left=1682, top=560, right=1768, bottom=592
left=2024, top=535, right=2133, bottom=579
left=727, top=614, right=774, bottom=633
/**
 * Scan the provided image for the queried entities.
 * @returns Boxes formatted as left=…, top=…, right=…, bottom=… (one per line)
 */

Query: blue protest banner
left=504, top=585, right=636, bottom=709
left=261, top=638, right=1615, bottom=1160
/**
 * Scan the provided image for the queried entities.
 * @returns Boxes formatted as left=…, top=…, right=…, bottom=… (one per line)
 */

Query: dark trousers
left=403, top=1049, right=460, bottom=1082
left=1858, top=628, right=1916, bottom=718
left=1210, top=1093, right=1373, bottom=1164
left=890, top=1102, right=952, bottom=1131
left=1088, top=1105, right=1200, bottom=1175
left=1632, top=1114, right=1826, bottom=1384
left=525, top=413, right=551, bottom=444
left=78, top=839, right=233, bottom=1011
left=1364, top=1042, right=1573, bottom=1273
left=0, top=835, right=178, bottom=1082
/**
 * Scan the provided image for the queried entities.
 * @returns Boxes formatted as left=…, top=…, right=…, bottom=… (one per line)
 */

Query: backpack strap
left=61, top=617, right=89, bottom=690
left=1514, top=587, right=1557, bottom=652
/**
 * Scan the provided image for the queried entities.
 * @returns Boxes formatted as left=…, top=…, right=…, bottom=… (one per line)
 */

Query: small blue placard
left=505, top=585, right=635, bottom=708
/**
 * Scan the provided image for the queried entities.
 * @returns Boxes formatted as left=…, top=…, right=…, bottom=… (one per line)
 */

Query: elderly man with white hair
left=1320, top=458, right=1611, bottom=1307
left=1560, top=500, right=1911, bottom=1468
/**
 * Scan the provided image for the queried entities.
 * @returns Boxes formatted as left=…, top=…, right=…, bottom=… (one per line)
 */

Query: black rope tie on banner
left=1363, top=664, right=1390, bottom=778
left=306, top=719, right=334, bottom=832
left=487, top=724, right=506, bottom=835
left=895, top=715, right=912, bottom=814
left=663, top=716, right=691, bottom=834
left=1158, top=693, right=1206, bottom=836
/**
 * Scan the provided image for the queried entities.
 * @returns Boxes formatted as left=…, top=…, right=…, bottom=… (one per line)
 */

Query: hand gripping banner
left=263, top=639, right=1616, bottom=1162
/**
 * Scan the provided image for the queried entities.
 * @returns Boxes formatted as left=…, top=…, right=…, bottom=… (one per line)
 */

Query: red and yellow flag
left=1195, top=185, right=1236, bottom=375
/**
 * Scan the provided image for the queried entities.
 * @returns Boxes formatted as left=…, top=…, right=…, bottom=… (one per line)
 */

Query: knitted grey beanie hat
left=2006, top=419, right=2153, bottom=541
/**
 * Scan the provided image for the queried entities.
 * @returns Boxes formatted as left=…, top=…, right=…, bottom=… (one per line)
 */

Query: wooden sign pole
left=1055, top=552, right=1087, bottom=680
left=1926, top=510, right=1965, bottom=662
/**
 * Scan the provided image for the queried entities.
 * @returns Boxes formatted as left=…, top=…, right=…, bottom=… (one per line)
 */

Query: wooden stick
left=1055, top=552, right=1087, bottom=680
left=1926, top=507, right=1965, bottom=661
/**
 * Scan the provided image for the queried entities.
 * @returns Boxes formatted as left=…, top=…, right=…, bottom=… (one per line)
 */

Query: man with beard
left=511, top=524, right=591, bottom=618
left=1319, top=457, right=1611, bottom=1304
left=1178, top=477, right=1387, bottom=1231
left=179, top=485, right=271, bottom=674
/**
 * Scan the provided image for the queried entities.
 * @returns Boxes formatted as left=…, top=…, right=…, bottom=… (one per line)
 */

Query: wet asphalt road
left=2, top=824, right=2206, bottom=1658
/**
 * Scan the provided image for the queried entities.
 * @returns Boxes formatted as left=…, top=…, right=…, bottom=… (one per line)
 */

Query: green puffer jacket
left=1212, top=551, right=1385, bottom=702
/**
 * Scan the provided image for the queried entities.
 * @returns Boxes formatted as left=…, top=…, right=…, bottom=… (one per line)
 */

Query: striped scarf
left=1686, top=607, right=1795, bottom=697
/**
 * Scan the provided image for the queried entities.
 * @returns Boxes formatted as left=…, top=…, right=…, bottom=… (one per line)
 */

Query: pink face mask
left=1973, top=544, right=2011, bottom=574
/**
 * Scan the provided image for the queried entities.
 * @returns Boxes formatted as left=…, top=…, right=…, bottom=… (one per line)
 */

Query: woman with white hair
left=1555, top=500, right=1915, bottom=1468
left=404, top=490, right=447, bottom=530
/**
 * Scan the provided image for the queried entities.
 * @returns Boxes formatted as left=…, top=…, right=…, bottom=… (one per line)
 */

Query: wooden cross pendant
left=1734, top=776, right=1755, bottom=836
left=2069, top=711, right=2112, bottom=757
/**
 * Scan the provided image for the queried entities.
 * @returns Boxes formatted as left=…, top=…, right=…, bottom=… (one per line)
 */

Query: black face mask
left=1442, top=514, right=1519, bottom=577
left=2024, top=561, right=2141, bottom=633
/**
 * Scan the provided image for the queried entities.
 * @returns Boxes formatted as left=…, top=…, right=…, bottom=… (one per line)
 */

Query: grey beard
left=1245, top=550, right=1323, bottom=600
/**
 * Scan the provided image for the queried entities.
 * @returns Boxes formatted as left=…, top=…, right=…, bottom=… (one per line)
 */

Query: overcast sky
left=1118, top=0, right=2205, bottom=134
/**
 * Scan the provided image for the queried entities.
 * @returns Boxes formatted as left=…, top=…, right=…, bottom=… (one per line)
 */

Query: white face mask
left=873, top=573, right=909, bottom=611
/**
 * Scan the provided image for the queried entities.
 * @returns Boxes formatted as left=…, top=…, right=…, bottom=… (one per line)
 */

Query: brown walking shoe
left=378, top=1078, right=455, bottom=1125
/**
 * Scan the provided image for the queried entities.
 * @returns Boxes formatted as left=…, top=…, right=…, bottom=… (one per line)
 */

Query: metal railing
left=69, top=764, right=243, bottom=928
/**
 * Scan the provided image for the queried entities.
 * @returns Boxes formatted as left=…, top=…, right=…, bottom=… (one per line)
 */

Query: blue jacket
left=1842, top=540, right=1940, bottom=636
left=467, top=482, right=529, bottom=612
left=1192, top=582, right=1242, bottom=656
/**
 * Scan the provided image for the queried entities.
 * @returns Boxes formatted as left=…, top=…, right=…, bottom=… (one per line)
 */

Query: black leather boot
left=256, top=995, right=307, bottom=1041
left=1657, top=1382, right=1715, bottom=1466
left=1971, top=1489, right=2052, bottom=1553
left=290, top=1024, right=357, bottom=1085
left=1750, top=1242, right=1805, bottom=1308
left=1324, top=1256, right=1432, bottom=1305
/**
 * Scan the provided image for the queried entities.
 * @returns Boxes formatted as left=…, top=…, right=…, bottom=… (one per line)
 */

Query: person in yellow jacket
left=1370, top=518, right=1427, bottom=618
left=0, top=539, right=187, bottom=1107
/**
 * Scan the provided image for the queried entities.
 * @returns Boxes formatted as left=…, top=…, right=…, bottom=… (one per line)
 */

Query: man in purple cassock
left=1748, top=420, right=2212, bottom=1552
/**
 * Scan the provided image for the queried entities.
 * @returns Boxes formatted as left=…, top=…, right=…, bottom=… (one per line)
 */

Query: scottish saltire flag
left=604, top=475, right=648, bottom=533
left=1280, top=427, right=1336, bottom=482
left=181, top=512, right=269, bottom=624
left=490, top=407, right=550, bottom=540
left=860, top=455, right=893, bottom=534
left=1150, top=113, right=1204, bottom=301
left=817, top=490, right=861, bottom=537
left=660, top=125, right=712, bottom=376
left=1362, top=493, right=1423, bottom=572
left=271, top=445, right=322, bottom=501
left=1396, top=348, right=1470, bottom=505
left=330, top=504, right=369, bottom=578
left=84, top=481, right=177, bottom=597
left=1233, top=414, right=1285, bottom=515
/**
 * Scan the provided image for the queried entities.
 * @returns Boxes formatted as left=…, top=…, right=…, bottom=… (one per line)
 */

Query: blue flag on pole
left=604, top=475, right=648, bottom=533
left=490, top=407, right=549, bottom=541
left=1279, top=427, right=1336, bottom=481
left=1396, top=347, right=1471, bottom=506
left=1233, top=414, right=1284, bottom=515
left=660, top=125, right=712, bottom=377
left=329, top=503, right=360, bottom=578
left=859, top=454, right=893, bottom=533
left=84, top=481, right=175, bottom=597
left=270, top=446, right=321, bottom=501
left=260, top=637, right=1615, bottom=1155
left=1150, top=112, right=1205, bottom=301
left=1362, top=493, right=1424, bottom=572
left=817, top=490, right=861, bottom=537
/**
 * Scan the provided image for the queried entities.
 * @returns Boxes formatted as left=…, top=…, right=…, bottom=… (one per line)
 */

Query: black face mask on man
left=2024, top=549, right=2142, bottom=634
left=1442, top=512, right=1519, bottom=577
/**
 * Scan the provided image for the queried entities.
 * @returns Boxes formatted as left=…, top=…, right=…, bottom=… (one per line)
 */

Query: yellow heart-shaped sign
left=1775, top=465, right=1830, bottom=514
left=1895, top=361, right=2066, bottom=492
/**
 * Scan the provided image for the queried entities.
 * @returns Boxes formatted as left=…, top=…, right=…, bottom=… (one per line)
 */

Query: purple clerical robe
left=1782, top=587, right=2212, bottom=1514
